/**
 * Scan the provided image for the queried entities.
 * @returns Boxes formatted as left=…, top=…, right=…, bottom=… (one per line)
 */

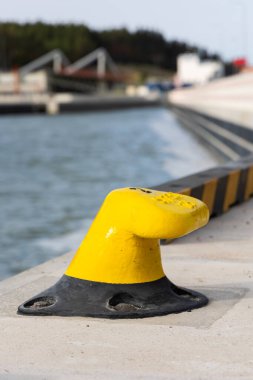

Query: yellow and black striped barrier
left=153, top=154, right=253, bottom=217
left=18, top=188, right=209, bottom=319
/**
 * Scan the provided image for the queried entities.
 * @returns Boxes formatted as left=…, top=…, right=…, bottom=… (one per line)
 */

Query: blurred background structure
left=0, top=0, right=252, bottom=106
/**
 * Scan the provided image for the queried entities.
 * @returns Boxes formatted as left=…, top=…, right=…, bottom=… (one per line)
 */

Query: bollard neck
left=65, top=220, right=165, bottom=284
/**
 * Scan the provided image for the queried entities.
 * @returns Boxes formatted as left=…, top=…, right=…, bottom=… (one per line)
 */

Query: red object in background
left=233, top=58, right=247, bottom=68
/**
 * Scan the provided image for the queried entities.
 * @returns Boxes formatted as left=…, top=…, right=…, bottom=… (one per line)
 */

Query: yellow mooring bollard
left=18, top=187, right=209, bottom=318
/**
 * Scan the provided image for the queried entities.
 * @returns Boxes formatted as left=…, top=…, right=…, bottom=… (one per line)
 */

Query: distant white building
left=176, top=53, right=224, bottom=86
left=0, top=70, right=48, bottom=94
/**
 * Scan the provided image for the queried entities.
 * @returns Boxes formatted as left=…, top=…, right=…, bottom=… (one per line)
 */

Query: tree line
left=0, top=22, right=221, bottom=71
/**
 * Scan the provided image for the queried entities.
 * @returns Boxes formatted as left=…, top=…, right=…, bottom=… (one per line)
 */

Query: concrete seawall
left=169, top=72, right=253, bottom=129
left=0, top=93, right=162, bottom=115
left=169, top=72, right=253, bottom=160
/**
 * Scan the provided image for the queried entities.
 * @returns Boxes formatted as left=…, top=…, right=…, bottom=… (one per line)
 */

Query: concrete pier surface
left=169, top=72, right=253, bottom=130
left=0, top=198, right=252, bottom=379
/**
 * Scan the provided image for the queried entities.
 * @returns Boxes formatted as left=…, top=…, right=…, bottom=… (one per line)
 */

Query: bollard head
left=18, top=188, right=209, bottom=319
left=104, top=187, right=209, bottom=239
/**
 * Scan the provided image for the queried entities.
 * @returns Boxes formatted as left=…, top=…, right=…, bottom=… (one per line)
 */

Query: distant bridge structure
left=65, top=48, right=119, bottom=78
left=19, top=49, right=70, bottom=77
left=11, top=48, right=125, bottom=94
left=19, top=48, right=122, bottom=82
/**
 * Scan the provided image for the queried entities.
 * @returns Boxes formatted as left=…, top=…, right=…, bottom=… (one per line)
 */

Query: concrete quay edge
left=0, top=198, right=253, bottom=379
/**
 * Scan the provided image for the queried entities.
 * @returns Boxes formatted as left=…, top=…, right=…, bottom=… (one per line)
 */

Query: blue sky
left=1, top=0, right=252, bottom=63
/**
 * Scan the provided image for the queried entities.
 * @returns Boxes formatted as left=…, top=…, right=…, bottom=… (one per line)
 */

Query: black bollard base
left=18, top=275, right=208, bottom=319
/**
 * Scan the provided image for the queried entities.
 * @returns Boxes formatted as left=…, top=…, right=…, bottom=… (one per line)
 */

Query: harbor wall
left=169, top=72, right=253, bottom=160
left=0, top=93, right=162, bottom=115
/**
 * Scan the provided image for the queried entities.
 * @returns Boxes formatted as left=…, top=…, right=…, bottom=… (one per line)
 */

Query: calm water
left=0, top=107, right=223, bottom=279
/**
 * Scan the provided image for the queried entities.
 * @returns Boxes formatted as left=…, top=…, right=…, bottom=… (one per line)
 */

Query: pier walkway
left=0, top=198, right=252, bottom=379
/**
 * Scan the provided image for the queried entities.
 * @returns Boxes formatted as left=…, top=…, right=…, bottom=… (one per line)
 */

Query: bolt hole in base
left=107, top=287, right=199, bottom=313
left=108, top=292, right=142, bottom=312
left=24, top=296, right=56, bottom=310
left=170, top=283, right=200, bottom=302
